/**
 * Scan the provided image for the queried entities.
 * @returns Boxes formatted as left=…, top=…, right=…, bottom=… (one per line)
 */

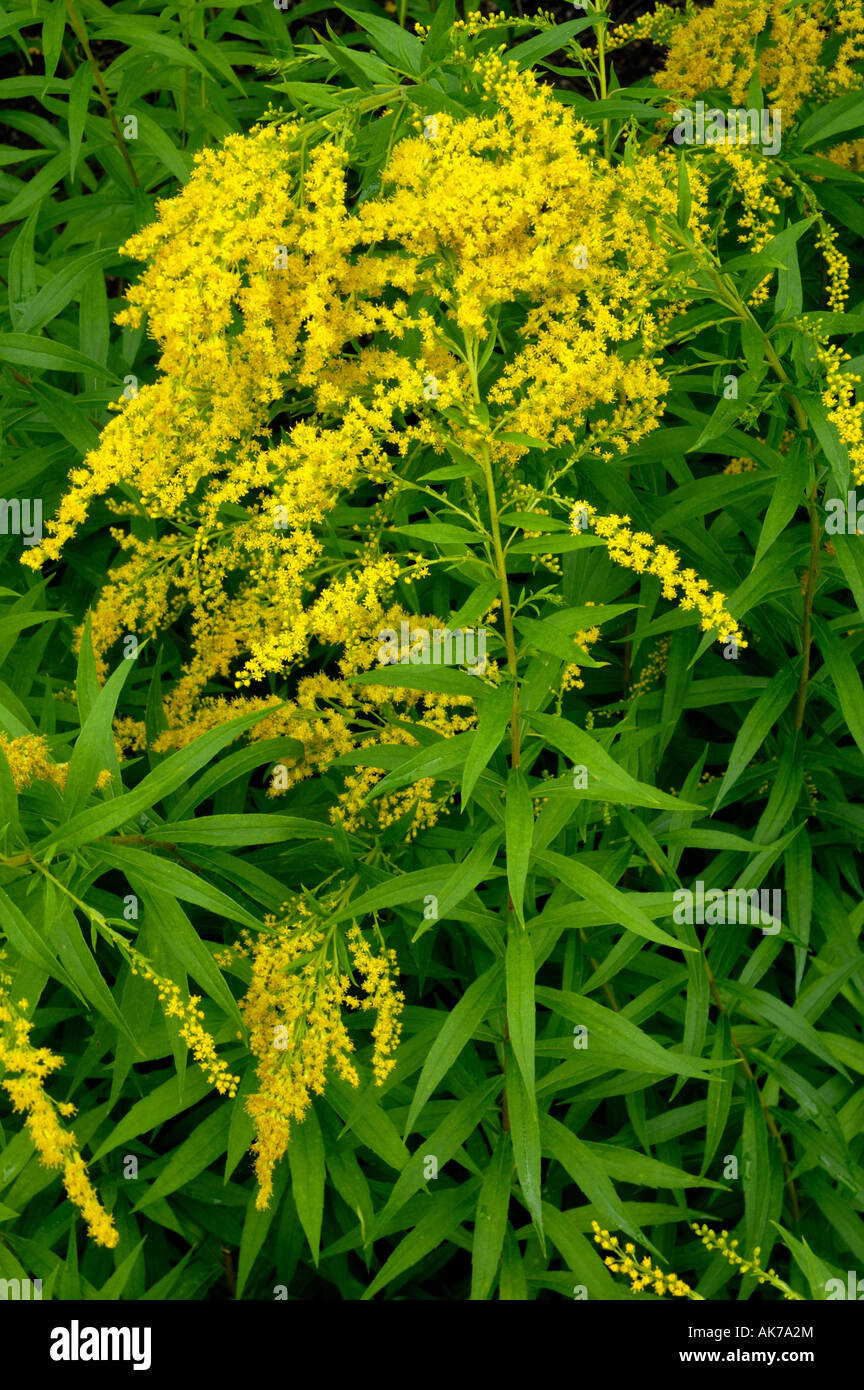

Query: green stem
left=596, top=3, right=610, bottom=164
left=478, top=446, right=521, bottom=768
left=465, top=336, right=521, bottom=767
left=795, top=474, right=821, bottom=730
left=65, top=0, right=139, bottom=188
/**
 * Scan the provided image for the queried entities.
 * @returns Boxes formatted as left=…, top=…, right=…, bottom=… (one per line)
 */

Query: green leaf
left=362, top=1182, right=479, bottom=1300
left=412, top=826, right=502, bottom=942
left=509, top=17, right=595, bottom=68
left=720, top=980, right=847, bottom=1073
left=505, top=1047, right=544, bottom=1250
left=8, top=207, right=40, bottom=330
left=91, top=1068, right=213, bottom=1161
left=135, top=110, right=192, bottom=185
left=403, top=963, right=504, bottom=1136
left=535, top=987, right=713, bottom=1080
left=677, top=151, right=691, bottom=229
left=688, top=368, right=764, bottom=452
left=753, top=442, right=809, bottom=566
left=67, top=62, right=91, bottom=180
left=582, top=1141, right=727, bottom=1190
left=507, top=533, right=605, bottom=555
left=799, top=90, right=864, bottom=148
left=350, top=666, right=491, bottom=701
left=812, top=616, right=864, bottom=762
left=534, top=850, right=695, bottom=952
left=98, top=843, right=262, bottom=933
left=329, top=1078, right=409, bottom=1174
left=63, top=658, right=133, bottom=818
left=16, top=247, right=118, bottom=335
left=29, top=381, right=100, bottom=456
left=362, top=730, right=476, bottom=801
left=38, top=704, right=280, bottom=855
left=526, top=712, right=698, bottom=811
left=236, top=1159, right=292, bottom=1299
left=393, top=521, right=478, bottom=544
left=0, top=882, right=72, bottom=984
left=504, top=767, right=533, bottom=925
left=332, top=862, right=474, bottom=930
left=542, top=1206, right=622, bottom=1298
left=381, top=1077, right=500, bottom=1228
left=288, top=1104, right=325, bottom=1266
left=541, top=1114, right=648, bottom=1246
left=133, top=1104, right=231, bottom=1210
left=47, top=901, right=134, bottom=1041
left=0, top=332, right=120, bottom=378
left=500, top=513, right=571, bottom=532
left=505, top=923, right=536, bottom=1116
left=470, top=1132, right=512, bottom=1301
left=170, top=737, right=304, bottom=819
left=499, top=1226, right=529, bottom=1299
left=772, top=1221, right=839, bottom=1300
left=93, top=19, right=209, bottom=75
left=496, top=431, right=550, bottom=450
left=461, top=680, right=512, bottom=807
left=140, top=814, right=338, bottom=847
left=97, top=1240, right=147, bottom=1300
left=515, top=614, right=606, bottom=667
left=339, top=6, right=424, bottom=74
left=712, top=664, right=798, bottom=810
left=702, top=1015, right=735, bottom=1175
left=743, top=1079, right=773, bottom=1260
left=423, top=0, right=455, bottom=64
left=42, top=2, right=67, bottom=87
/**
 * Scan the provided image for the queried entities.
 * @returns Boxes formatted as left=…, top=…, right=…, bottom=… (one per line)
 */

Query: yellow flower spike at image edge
left=593, top=1221, right=807, bottom=1300
left=691, top=1223, right=805, bottom=1299
left=591, top=1221, right=703, bottom=1299
left=609, top=0, right=857, bottom=314
left=0, top=732, right=113, bottom=795
left=615, top=0, right=864, bottom=118
left=0, top=959, right=119, bottom=1249
left=572, top=502, right=746, bottom=649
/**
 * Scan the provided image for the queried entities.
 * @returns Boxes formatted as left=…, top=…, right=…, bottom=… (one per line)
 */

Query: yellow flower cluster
left=815, top=337, right=864, bottom=484
left=592, top=1222, right=702, bottom=1298
left=0, top=732, right=111, bottom=795
left=22, top=55, right=706, bottom=808
left=127, top=949, right=239, bottom=1097
left=691, top=1223, right=805, bottom=1298
left=0, top=733, right=68, bottom=792
left=240, top=900, right=403, bottom=1209
left=615, top=0, right=864, bottom=189
left=647, top=0, right=832, bottom=116
left=714, top=145, right=785, bottom=304
left=415, top=10, right=559, bottom=40
left=830, top=0, right=864, bottom=96
left=825, top=138, right=864, bottom=172
left=814, top=221, right=851, bottom=313
left=0, top=963, right=118, bottom=1248
left=607, top=4, right=682, bottom=52
left=630, top=635, right=671, bottom=698
left=560, top=623, right=601, bottom=694
left=571, top=502, right=746, bottom=648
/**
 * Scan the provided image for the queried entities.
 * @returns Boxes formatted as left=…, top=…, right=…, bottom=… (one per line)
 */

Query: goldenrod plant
left=0, top=0, right=863, bottom=1302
